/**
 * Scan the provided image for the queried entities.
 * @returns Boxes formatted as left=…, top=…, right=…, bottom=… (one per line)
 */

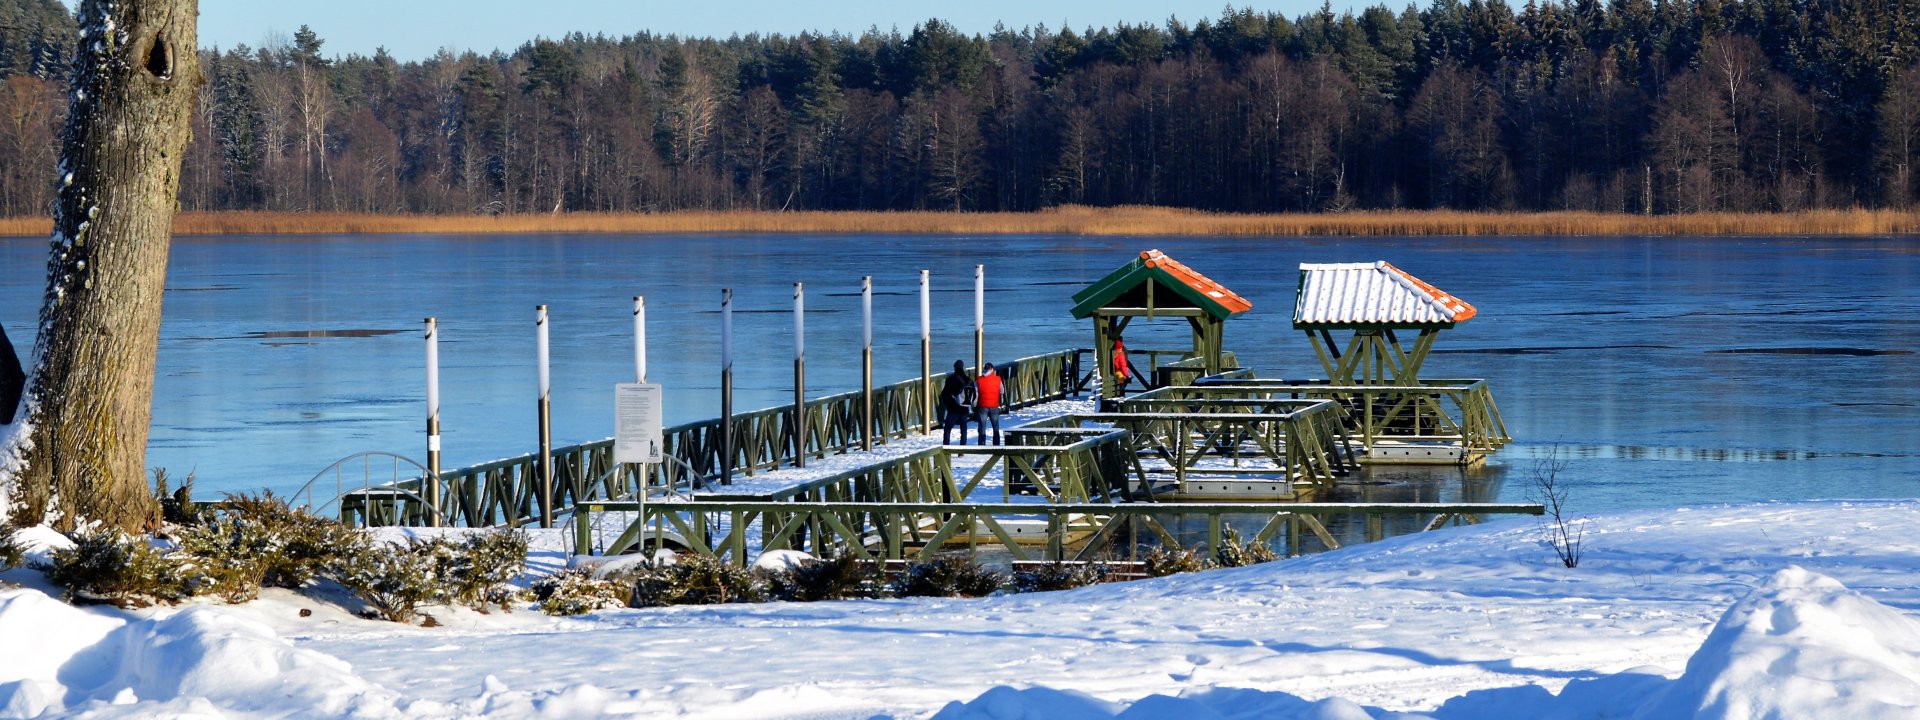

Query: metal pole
left=862, top=275, right=873, bottom=451
left=634, top=296, right=647, bottom=384
left=536, top=305, right=552, bottom=528
left=793, top=282, right=806, bottom=468
left=424, top=317, right=441, bottom=527
left=633, top=295, right=649, bottom=553
left=919, top=269, right=931, bottom=432
left=974, top=264, right=984, bottom=377
left=721, top=288, right=733, bottom=485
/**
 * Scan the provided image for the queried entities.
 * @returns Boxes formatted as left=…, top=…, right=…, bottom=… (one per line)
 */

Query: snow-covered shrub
left=628, top=555, right=764, bottom=607
left=1143, top=546, right=1211, bottom=577
left=891, top=556, right=1005, bottom=598
left=1010, top=562, right=1105, bottom=593
left=328, top=538, right=442, bottom=623
left=174, top=514, right=285, bottom=602
left=45, top=529, right=189, bottom=607
left=172, top=492, right=368, bottom=601
left=438, top=530, right=528, bottom=611
left=530, top=568, right=626, bottom=616
left=1213, top=529, right=1278, bottom=568
left=762, top=555, right=888, bottom=602
left=0, top=522, right=23, bottom=571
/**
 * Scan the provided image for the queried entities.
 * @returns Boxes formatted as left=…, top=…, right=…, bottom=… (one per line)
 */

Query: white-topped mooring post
left=862, top=275, right=874, bottom=451
left=793, top=282, right=806, bottom=468
left=424, top=317, right=441, bottom=527
left=974, top=264, right=985, bottom=379
left=919, top=269, right=931, bottom=432
left=633, top=296, right=647, bottom=384
left=721, top=288, right=733, bottom=485
left=536, top=305, right=552, bottom=528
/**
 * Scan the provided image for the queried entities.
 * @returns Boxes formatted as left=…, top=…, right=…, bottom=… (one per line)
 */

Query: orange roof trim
left=1382, top=261, right=1477, bottom=322
left=1139, top=249, right=1254, bottom=315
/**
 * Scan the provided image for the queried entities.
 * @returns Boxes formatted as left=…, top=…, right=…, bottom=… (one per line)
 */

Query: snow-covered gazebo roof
left=1292, top=261, right=1477, bottom=329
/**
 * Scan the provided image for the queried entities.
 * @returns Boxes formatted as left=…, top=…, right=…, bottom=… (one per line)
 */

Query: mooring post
left=974, top=264, right=984, bottom=378
left=536, top=305, right=551, bottom=529
left=862, top=275, right=874, bottom=451
left=424, top=317, right=441, bottom=527
left=721, top=288, right=734, bottom=485
left=634, top=296, right=648, bottom=383
left=793, top=282, right=806, bottom=468
left=919, top=269, right=931, bottom=432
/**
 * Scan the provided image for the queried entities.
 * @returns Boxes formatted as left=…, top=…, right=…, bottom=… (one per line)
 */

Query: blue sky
left=193, top=1, right=1339, bottom=61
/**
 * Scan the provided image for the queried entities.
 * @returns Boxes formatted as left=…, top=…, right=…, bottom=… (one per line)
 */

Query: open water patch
left=189, top=328, right=409, bottom=342
left=1708, top=347, right=1912, bottom=357
left=1505, top=443, right=1915, bottom=462
left=1433, top=344, right=1677, bottom=355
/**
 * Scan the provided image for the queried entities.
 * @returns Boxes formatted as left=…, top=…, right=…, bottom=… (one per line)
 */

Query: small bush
left=171, top=492, right=370, bottom=602
left=891, top=556, right=1005, bottom=598
left=152, top=468, right=202, bottom=526
left=763, top=555, right=887, bottom=602
left=1143, top=546, right=1212, bottom=577
left=1213, top=529, right=1279, bottom=568
left=0, top=522, right=23, bottom=571
left=530, top=568, right=626, bottom=616
left=438, top=531, right=529, bottom=611
left=174, top=515, right=285, bottom=602
left=1010, top=562, right=1106, bottom=593
left=45, top=530, right=189, bottom=607
left=628, top=555, right=764, bottom=607
left=329, top=538, right=442, bottom=623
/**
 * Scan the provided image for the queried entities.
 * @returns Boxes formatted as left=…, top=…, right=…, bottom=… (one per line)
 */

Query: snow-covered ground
left=6, top=499, right=1920, bottom=719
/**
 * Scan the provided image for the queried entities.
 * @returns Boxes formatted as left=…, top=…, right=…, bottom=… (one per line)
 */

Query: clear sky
left=193, top=1, right=1338, bottom=61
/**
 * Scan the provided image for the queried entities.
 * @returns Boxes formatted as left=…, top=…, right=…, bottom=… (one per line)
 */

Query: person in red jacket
left=1112, top=334, right=1137, bottom=392
left=974, top=362, right=1004, bottom=445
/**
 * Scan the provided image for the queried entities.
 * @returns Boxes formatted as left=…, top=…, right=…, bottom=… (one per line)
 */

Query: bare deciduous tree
left=1527, top=445, right=1585, bottom=568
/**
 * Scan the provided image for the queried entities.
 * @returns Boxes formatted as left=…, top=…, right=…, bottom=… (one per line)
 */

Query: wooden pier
left=303, top=250, right=1524, bottom=566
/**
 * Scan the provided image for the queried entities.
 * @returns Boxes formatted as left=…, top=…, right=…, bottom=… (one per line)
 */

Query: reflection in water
left=1152, top=464, right=1510, bottom=556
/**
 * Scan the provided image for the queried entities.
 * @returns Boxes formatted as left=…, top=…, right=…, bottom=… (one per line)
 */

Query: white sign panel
left=614, top=383, right=664, bottom=464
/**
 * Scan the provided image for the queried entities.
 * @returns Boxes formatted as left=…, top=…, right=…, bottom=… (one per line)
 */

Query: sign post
left=614, top=381, right=664, bottom=557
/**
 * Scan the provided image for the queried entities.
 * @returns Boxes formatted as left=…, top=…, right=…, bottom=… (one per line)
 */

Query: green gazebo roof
left=1070, top=250, right=1253, bottom=320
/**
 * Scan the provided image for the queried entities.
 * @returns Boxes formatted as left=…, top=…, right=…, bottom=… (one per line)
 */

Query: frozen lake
left=2, top=233, right=1916, bottom=510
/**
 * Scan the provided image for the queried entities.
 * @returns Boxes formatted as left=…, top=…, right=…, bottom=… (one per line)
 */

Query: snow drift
left=934, top=567, right=1920, bottom=720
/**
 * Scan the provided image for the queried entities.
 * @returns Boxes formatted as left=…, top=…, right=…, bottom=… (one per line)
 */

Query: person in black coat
left=939, top=359, right=976, bottom=445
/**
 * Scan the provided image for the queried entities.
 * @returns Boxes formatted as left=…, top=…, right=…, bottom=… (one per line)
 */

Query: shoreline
left=2, top=206, right=1918, bottom=237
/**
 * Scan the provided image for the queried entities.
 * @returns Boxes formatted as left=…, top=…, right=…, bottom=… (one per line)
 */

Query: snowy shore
left=4, top=499, right=1920, bottom=719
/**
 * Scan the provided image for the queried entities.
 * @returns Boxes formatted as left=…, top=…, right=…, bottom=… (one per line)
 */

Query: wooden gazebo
left=1071, top=250, right=1251, bottom=400
left=1292, top=260, right=1476, bottom=385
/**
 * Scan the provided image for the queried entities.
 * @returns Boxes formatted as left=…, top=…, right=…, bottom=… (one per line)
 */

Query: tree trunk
left=5, top=0, right=199, bottom=532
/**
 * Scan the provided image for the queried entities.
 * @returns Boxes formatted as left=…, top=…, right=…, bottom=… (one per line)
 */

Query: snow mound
left=1631, top=566, right=1920, bottom=720
left=0, top=589, right=405, bottom=718
left=937, top=567, right=1920, bottom=720
left=931, top=684, right=1418, bottom=720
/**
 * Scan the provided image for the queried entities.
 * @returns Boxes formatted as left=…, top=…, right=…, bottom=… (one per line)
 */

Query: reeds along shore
left=2, top=206, right=1919, bottom=237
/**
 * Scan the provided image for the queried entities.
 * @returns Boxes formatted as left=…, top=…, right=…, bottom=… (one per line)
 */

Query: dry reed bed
left=1, top=207, right=1917, bottom=237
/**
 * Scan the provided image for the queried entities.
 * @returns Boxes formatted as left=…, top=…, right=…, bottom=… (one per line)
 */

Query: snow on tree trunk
left=4, top=0, right=199, bottom=532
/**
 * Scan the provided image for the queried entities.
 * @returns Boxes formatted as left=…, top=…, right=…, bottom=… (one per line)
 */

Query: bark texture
left=9, top=0, right=198, bottom=531
left=0, top=323, right=21, bottom=424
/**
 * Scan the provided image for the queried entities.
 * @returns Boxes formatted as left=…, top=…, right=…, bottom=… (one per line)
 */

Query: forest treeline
left=3, top=0, right=1920, bottom=217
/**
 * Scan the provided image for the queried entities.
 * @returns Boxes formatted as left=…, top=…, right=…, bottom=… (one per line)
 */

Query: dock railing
left=1191, top=377, right=1511, bottom=456
left=332, top=348, right=1084, bottom=528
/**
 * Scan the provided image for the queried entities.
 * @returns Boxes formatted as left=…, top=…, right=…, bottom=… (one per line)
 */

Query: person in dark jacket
left=973, top=362, right=1003, bottom=445
left=938, top=359, right=976, bottom=445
